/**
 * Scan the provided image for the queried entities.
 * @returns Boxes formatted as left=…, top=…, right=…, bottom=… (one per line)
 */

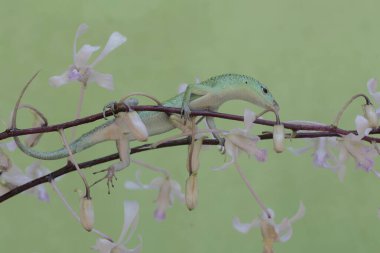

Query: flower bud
left=363, top=104, right=379, bottom=128
left=117, top=111, right=149, bottom=141
left=187, top=137, right=204, bottom=174
left=185, top=174, right=198, bottom=210
left=80, top=197, right=94, bottom=231
left=273, top=124, right=285, bottom=153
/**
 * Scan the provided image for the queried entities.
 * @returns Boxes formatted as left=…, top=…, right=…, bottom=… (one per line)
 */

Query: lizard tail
left=11, top=72, right=102, bottom=160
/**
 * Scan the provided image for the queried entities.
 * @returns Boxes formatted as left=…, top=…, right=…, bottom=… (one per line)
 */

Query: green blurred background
left=1, top=0, right=380, bottom=252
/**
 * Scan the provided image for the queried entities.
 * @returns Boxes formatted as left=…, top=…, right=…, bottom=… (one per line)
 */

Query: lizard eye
left=244, top=81, right=248, bottom=84
left=262, top=87, right=268, bottom=94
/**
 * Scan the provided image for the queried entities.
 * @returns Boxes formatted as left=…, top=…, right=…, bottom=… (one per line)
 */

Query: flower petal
left=355, top=115, right=371, bottom=138
left=232, top=217, right=260, bottom=234
left=4, top=141, right=17, bottom=152
left=367, top=78, right=380, bottom=104
left=88, top=70, right=114, bottom=90
left=73, top=23, right=89, bottom=59
left=91, top=32, right=127, bottom=67
left=277, top=219, right=293, bottom=242
left=289, top=202, right=305, bottom=223
left=74, top=44, right=100, bottom=67
left=49, top=70, right=71, bottom=87
left=117, top=200, right=139, bottom=244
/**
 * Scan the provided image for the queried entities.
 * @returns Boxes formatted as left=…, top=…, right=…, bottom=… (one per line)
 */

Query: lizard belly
left=139, top=111, right=176, bottom=137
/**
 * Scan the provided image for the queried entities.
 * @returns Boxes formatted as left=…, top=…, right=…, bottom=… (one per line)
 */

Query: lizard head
left=211, top=74, right=280, bottom=113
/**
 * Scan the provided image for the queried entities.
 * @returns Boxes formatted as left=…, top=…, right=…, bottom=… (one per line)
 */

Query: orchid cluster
left=2, top=23, right=380, bottom=253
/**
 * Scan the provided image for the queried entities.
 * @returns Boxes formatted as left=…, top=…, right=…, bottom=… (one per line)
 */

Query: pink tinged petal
left=178, top=83, right=188, bottom=94
left=154, top=209, right=166, bottom=221
left=355, top=115, right=371, bottom=138
left=254, top=148, right=268, bottom=162
left=232, top=217, right=260, bottom=234
left=1, top=165, right=30, bottom=186
left=91, top=32, right=127, bottom=67
left=367, top=78, right=380, bottom=104
left=49, top=70, right=71, bottom=87
left=356, top=157, right=374, bottom=172
left=73, top=23, right=89, bottom=60
left=37, top=186, right=50, bottom=202
left=88, top=70, right=114, bottom=90
left=312, top=139, right=331, bottom=168
left=243, top=109, right=256, bottom=131
left=154, top=179, right=171, bottom=221
left=68, top=68, right=82, bottom=80
left=227, top=133, right=266, bottom=161
left=74, top=44, right=100, bottom=67
left=5, top=141, right=17, bottom=152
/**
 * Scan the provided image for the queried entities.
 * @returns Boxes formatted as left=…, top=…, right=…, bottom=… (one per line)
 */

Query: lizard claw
left=218, top=138, right=226, bottom=154
left=91, top=166, right=118, bottom=194
left=102, top=101, right=118, bottom=120
left=180, top=104, right=191, bottom=122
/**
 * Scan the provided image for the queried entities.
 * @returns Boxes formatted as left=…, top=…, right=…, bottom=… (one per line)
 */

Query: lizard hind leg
left=91, top=136, right=131, bottom=194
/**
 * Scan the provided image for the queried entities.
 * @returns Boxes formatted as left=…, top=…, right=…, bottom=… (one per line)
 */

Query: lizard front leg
left=181, top=84, right=214, bottom=120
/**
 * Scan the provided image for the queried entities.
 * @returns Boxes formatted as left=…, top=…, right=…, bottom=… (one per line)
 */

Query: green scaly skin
left=13, top=73, right=279, bottom=160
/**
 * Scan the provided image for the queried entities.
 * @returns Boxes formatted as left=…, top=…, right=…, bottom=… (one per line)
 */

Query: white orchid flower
left=1, top=162, right=50, bottom=201
left=93, top=200, right=141, bottom=253
left=233, top=202, right=305, bottom=253
left=49, top=23, right=126, bottom=90
left=213, top=109, right=267, bottom=170
left=125, top=170, right=184, bottom=221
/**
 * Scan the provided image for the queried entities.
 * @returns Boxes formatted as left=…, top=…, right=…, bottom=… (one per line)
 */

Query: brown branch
left=0, top=104, right=379, bottom=203
left=0, top=129, right=368, bottom=203
left=1, top=104, right=380, bottom=142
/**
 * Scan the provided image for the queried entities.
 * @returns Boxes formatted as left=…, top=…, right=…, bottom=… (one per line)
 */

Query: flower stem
left=50, top=180, right=113, bottom=241
left=59, top=129, right=91, bottom=198
left=333, top=93, right=371, bottom=128
left=71, top=83, right=86, bottom=140
left=234, top=163, right=271, bottom=218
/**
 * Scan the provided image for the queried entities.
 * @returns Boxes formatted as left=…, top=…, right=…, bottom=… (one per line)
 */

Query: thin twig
left=3, top=104, right=380, bottom=142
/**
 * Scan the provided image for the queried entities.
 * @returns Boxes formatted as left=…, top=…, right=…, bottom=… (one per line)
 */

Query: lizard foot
left=91, top=166, right=118, bottom=194
left=102, top=101, right=118, bottom=120
left=218, top=138, right=226, bottom=154
left=180, top=104, right=192, bottom=122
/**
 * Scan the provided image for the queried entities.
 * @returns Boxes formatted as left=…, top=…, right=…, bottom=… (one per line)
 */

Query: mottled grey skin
left=14, top=73, right=279, bottom=160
